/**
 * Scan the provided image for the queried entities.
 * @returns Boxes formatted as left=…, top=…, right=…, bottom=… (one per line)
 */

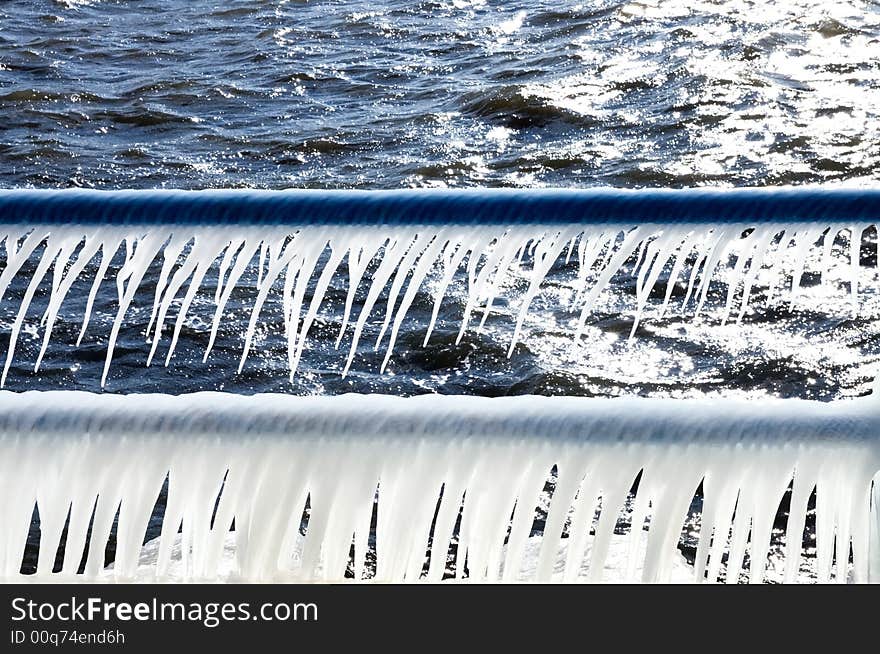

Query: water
left=1, top=1, right=879, bottom=190
left=2, top=0, right=880, bottom=580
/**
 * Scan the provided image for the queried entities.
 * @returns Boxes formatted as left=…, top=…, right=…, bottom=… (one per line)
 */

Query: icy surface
left=110, top=531, right=695, bottom=584
left=2, top=391, right=877, bottom=583
left=0, top=221, right=874, bottom=386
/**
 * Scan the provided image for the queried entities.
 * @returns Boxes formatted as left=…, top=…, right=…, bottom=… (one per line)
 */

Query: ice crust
left=1, top=391, right=877, bottom=583
left=0, top=221, right=868, bottom=385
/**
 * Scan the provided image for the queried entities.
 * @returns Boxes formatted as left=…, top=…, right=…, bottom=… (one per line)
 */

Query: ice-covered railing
left=1, top=187, right=880, bottom=385
left=2, top=188, right=880, bottom=584
left=1, top=392, right=877, bottom=583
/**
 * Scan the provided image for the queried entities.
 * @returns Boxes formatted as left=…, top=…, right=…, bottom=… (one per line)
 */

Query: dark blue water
left=2, top=1, right=879, bottom=190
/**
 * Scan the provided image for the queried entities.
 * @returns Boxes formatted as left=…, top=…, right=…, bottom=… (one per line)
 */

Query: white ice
left=1, top=391, right=877, bottom=584
left=0, top=221, right=869, bottom=385
left=109, top=531, right=695, bottom=584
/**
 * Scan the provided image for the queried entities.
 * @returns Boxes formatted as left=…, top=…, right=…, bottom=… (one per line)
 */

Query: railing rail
left=1, top=187, right=879, bottom=226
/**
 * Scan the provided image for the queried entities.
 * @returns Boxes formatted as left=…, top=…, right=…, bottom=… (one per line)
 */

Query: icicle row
left=0, top=391, right=877, bottom=582
left=0, top=222, right=870, bottom=385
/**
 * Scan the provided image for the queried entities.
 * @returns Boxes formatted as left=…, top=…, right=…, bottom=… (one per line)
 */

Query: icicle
left=238, top=235, right=301, bottom=373
left=146, top=233, right=190, bottom=339
left=380, top=232, right=449, bottom=372
left=509, top=227, right=579, bottom=354
left=39, top=236, right=77, bottom=329
left=456, top=228, right=527, bottom=345
left=35, top=234, right=101, bottom=372
left=561, top=469, right=602, bottom=581
left=680, top=230, right=714, bottom=312
left=77, top=235, right=123, bottom=346
left=574, top=227, right=642, bottom=339
left=164, top=234, right=231, bottom=366
left=1, top=236, right=65, bottom=386
left=534, top=450, right=590, bottom=581
left=659, top=230, right=696, bottom=318
left=630, top=230, right=681, bottom=338
left=500, top=456, right=552, bottom=581
left=694, top=228, right=732, bottom=317
left=342, top=231, right=418, bottom=376
left=375, top=232, right=436, bottom=350
left=735, top=227, right=776, bottom=324
left=281, top=230, right=328, bottom=378
left=783, top=457, right=818, bottom=583
left=146, top=234, right=224, bottom=365
left=423, top=234, right=471, bottom=346
left=215, top=238, right=244, bottom=304
left=850, top=224, right=863, bottom=316
left=335, top=232, right=385, bottom=349
left=0, top=230, right=48, bottom=307
left=203, top=238, right=260, bottom=362
left=478, top=232, right=525, bottom=331
left=290, top=237, right=346, bottom=376
left=571, top=231, right=609, bottom=308
left=101, top=233, right=167, bottom=387
left=563, top=234, right=577, bottom=266
left=720, top=227, right=764, bottom=326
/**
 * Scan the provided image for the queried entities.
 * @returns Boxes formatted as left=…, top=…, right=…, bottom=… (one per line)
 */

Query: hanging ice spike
left=1, top=391, right=877, bottom=583
left=0, top=187, right=879, bottom=385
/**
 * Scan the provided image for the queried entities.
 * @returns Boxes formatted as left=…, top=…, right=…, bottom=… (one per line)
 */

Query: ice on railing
left=0, top=221, right=874, bottom=386
left=1, top=391, right=877, bottom=583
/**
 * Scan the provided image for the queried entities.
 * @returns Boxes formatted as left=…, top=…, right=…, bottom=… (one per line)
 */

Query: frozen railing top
left=1, top=187, right=880, bottom=226
left=3, top=391, right=879, bottom=583
left=0, top=186, right=879, bottom=387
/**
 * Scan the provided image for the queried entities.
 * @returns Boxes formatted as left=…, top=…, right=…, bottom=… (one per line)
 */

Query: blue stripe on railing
left=0, top=187, right=878, bottom=226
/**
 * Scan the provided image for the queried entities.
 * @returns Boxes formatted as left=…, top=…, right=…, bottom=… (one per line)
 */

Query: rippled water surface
left=2, top=0, right=879, bottom=190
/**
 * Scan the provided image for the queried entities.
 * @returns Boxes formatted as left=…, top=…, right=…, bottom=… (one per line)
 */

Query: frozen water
left=2, top=391, right=877, bottom=583
left=0, top=221, right=873, bottom=387
left=110, top=531, right=695, bottom=584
